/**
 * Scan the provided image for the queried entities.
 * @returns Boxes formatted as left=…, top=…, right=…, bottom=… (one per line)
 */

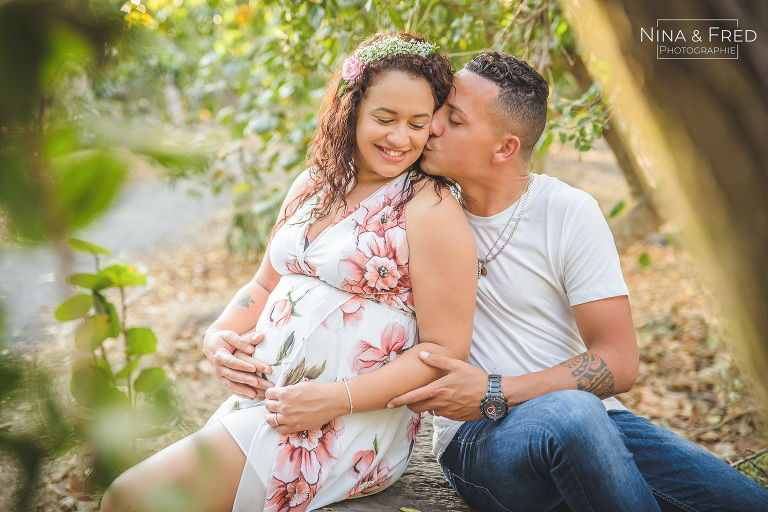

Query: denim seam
left=448, top=470, right=516, bottom=512
left=648, top=485, right=698, bottom=512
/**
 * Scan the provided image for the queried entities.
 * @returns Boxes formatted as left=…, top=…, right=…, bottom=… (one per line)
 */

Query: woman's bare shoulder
left=405, top=178, right=465, bottom=220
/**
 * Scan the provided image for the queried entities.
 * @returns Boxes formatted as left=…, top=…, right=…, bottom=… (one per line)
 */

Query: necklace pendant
left=480, top=264, right=488, bottom=277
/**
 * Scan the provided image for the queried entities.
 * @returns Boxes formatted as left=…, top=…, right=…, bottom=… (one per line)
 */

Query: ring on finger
left=273, top=412, right=280, bottom=426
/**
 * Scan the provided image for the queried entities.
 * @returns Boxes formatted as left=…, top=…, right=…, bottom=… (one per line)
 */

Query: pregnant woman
left=101, top=32, right=477, bottom=512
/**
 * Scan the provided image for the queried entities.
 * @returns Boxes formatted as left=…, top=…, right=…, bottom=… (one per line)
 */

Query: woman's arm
left=203, top=171, right=314, bottom=399
left=264, top=184, right=477, bottom=432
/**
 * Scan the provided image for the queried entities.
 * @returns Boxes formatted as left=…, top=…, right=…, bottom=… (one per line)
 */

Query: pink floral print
left=339, top=228, right=412, bottom=308
left=360, top=195, right=403, bottom=237
left=269, top=299, right=292, bottom=328
left=286, top=255, right=317, bottom=278
left=266, top=418, right=345, bottom=511
left=268, top=290, right=310, bottom=329
left=407, top=413, right=421, bottom=443
left=344, top=449, right=394, bottom=499
left=265, top=476, right=315, bottom=512
left=213, top=173, right=422, bottom=511
left=349, top=323, right=411, bottom=374
left=322, top=296, right=366, bottom=332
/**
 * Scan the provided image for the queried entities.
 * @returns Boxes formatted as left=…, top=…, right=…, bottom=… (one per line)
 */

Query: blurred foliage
left=0, top=305, right=75, bottom=510
left=97, top=0, right=610, bottom=254
left=0, top=0, right=194, bottom=507
left=57, top=238, right=171, bottom=409
left=55, top=239, right=178, bottom=447
left=55, top=238, right=180, bottom=491
left=0, top=0, right=210, bottom=246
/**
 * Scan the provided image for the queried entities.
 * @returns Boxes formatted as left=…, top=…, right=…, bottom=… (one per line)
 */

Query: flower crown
left=338, top=36, right=437, bottom=98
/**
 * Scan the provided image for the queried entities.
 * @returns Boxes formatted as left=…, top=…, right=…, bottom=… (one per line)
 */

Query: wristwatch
left=480, top=374, right=508, bottom=421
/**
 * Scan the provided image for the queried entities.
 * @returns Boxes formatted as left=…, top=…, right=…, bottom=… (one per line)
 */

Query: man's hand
left=203, top=329, right=274, bottom=400
left=387, top=351, right=488, bottom=422
left=264, top=380, right=348, bottom=435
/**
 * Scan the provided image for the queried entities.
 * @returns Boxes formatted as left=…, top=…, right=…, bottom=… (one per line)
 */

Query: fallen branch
left=730, top=448, right=768, bottom=468
left=689, top=407, right=757, bottom=438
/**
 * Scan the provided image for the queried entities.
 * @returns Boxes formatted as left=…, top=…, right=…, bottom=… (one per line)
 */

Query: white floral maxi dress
left=207, top=172, right=423, bottom=512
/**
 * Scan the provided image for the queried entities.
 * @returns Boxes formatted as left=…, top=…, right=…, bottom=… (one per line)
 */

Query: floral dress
left=208, top=171, right=423, bottom=512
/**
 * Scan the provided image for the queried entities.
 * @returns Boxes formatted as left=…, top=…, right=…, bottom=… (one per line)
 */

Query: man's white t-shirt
left=432, top=173, right=629, bottom=460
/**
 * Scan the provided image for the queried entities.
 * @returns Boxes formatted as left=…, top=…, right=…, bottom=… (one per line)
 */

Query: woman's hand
left=264, top=380, right=349, bottom=434
left=203, top=329, right=274, bottom=400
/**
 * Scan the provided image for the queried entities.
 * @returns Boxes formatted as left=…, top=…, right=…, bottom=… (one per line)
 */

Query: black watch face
left=481, top=397, right=508, bottom=420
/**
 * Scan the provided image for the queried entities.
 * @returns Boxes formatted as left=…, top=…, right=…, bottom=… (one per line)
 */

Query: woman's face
left=353, top=70, right=435, bottom=184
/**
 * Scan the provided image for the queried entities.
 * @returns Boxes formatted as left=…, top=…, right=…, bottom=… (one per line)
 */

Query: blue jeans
left=440, top=390, right=768, bottom=512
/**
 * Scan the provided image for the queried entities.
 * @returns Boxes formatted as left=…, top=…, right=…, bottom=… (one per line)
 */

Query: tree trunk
left=561, top=0, right=768, bottom=407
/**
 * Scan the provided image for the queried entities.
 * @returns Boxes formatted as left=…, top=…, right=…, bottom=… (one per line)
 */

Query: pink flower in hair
left=342, top=55, right=365, bottom=82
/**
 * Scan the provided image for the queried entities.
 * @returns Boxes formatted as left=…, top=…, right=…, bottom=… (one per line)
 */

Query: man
left=206, top=53, right=768, bottom=511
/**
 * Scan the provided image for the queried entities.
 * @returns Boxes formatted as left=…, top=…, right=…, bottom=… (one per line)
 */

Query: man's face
left=420, top=69, right=501, bottom=182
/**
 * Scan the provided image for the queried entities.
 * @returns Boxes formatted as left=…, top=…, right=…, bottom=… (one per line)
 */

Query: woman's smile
left=376, top=144, right=409, bottom=161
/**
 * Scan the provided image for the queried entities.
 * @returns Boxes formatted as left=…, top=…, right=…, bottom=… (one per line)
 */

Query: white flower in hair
left=337, top=36, right=437, bottom=97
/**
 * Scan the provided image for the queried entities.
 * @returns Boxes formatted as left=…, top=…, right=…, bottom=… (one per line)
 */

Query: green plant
left=56, top=238, right=165, bottom=410
left=54, top=238, right=179, bottom=488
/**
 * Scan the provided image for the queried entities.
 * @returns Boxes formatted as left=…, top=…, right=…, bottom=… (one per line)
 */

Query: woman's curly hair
left=284, top=32, right=455, bottom=226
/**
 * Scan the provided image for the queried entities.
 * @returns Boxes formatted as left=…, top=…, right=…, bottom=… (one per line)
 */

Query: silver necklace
left=477, top=174, right=534, bottom=278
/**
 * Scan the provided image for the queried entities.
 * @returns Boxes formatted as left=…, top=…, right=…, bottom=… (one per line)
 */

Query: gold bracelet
left=342, top=377, right=353, bottom=415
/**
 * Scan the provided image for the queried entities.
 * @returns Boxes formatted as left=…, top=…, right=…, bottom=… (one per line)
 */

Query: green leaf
left=74, top=314, right=112, bottom=351
left=638, top=252, right=652, bottom=269
left=70, top=359, right=115, bottom=407
left=275, top=332, right=295, bottom=364
left=55, top=294, right=93, bottom=321
left=99, top=264, right=146, bottom=287
left=93, top=292, right=121, bottom=338
left=126, top=327, right=158, bottom=356
left=304, top=360, right=326, bottom=380
left=607, top=200, right=626, bottom=219
left=68, top=238, right=110, bottom=255
left=554, top=16, right=569, bottom=38
left=400, top=508, right=422, bottom=512
left=116, top=358, right=140, bottom=381
left=535, top=131, right=554, bottom=157
left=373, top=434, right=379, bottom=454
left=134, top=367, right=165, bottom=393
left=54, top=150, right=128, bottom=232
left=283, top=359, right=306, bottom=386
left=67, top=273, right=114, bottom=291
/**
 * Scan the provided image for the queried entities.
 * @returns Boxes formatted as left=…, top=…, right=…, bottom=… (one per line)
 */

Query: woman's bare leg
left=101, top=421, right=246, bottom=512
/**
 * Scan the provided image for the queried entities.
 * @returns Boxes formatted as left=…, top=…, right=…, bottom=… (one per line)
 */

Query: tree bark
left=561, top=0, right=768, bottom=408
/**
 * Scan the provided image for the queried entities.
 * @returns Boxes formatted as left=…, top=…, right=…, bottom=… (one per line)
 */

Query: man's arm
left=501, top=295, right=638, bottom=407
left=387, top=295, right=638, bottom=420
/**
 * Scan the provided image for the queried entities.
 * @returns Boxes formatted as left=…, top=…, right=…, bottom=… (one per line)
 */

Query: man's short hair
left=465, top=52, right=549, bottom=160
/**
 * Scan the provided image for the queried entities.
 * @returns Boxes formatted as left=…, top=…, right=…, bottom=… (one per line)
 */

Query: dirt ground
left=2, top=143, right=766, bottom=510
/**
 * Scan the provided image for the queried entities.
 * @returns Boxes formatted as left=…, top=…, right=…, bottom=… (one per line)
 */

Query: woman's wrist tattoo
left=559, top=352, right=615, bottom=399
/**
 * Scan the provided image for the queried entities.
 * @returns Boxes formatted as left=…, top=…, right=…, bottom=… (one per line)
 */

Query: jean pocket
left=447, top=471, right=515, bottom=512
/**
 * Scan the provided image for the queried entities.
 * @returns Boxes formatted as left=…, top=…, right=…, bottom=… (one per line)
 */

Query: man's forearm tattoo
left=236, top=294, right=255, bottom=308
left=559, top=352, right=615, bottom=399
